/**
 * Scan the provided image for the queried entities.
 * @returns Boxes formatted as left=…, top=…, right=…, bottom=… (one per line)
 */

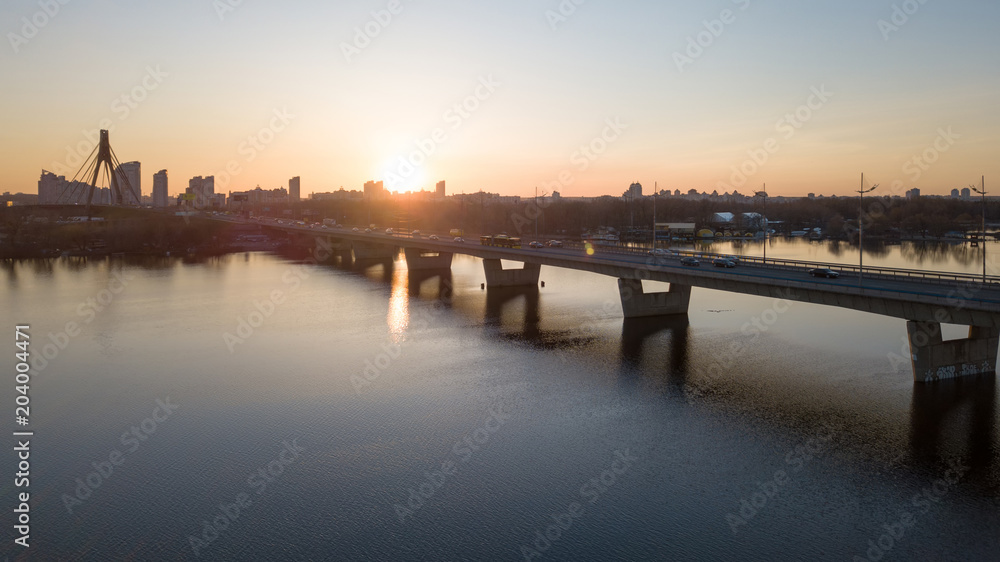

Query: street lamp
left=652, top=182, right=657, bottom=251
left=971, top=175, right=987, bottom=283
left=753, top=184, right=767, bottom=263
left=857, top=173, right=878, bottom=287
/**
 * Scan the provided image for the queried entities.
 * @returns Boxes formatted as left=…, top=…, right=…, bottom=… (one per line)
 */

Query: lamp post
left=753, top=184, right=767, bottom=263
left=971, top=176, right=987, bottom=283
left=857, top=173, right=878, bottom=287
left=653, top=182, right=657, bottom=251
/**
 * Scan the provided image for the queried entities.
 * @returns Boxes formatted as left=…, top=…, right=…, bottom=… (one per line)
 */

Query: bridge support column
left=483, top=259, right=540, bottom=287
left=352, top=242, right=395, bottom=260
left=403, top=248, right=453, bottom=270
left=618, top=279, right=691, bottom=319
left=908, top=321, right=999, bottom=383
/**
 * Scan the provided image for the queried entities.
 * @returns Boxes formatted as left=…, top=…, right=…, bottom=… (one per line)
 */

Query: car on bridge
left=454, top=237, right=465, bottom=243
left=809, top=268, right=840, bottom=279
left=429, top=235, right=440, bottom=240
left=385, top=228, right=394, bottom=235
left=528, top=241, right=544, bottom=248
left=712, top=258, right=736, bottom=268
left=680, top=257, right=700, bottom=267
left=547, top=240, right=563, bottom=248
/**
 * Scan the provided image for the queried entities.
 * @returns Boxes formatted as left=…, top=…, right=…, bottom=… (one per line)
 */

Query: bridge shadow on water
left=406, top=269, right=454, bottom=302
left=618, top=315, right=690, bottom=377
left=909, top=374, right=998, bottom=480
left=480, top=287, right=602, bottom=352
left=484, top=286, right=540, bottom=340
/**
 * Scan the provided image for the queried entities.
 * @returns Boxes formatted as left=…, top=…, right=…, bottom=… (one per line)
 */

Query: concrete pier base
left=352, top=243, right=395, bottom=260
left=907, top=321, right=1000, bottom=383
left=403, top=248, right=454, bottom=270
left=483, top=259, right=540, bottom=287
left=618, top=279, right=691, bottom=319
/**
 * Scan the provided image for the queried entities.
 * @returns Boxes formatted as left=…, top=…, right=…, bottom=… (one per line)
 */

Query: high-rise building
left=628, top=182, right=642, bottom=199
left=115, top=161, right=141, bottom=203
left=961, top=187, right=971, bottom=200
left=363, top=180, right=384, bottom=200
left=153, top=170, right=168, bottom=207
left=289, top=176, right=301, bottom=202
left=436, top=180, right=445, bottom=199
left=37, top=170, right=105, bottom=204
left=186, top=175, right=216, bottom=207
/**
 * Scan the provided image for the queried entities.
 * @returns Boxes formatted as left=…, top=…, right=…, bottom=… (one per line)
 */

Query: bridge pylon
left=58, top=129, right=139, bottom=212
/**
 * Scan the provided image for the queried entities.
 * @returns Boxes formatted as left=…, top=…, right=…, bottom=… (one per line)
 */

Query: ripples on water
left=1, top=239, right=998, bottom=560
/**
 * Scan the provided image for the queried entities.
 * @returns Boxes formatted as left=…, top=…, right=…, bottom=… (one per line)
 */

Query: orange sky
left=2, top=1, right=998, bottom=198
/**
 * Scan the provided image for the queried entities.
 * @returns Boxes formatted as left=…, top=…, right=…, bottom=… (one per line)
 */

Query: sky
left=1, top=0, right=998, bottom=198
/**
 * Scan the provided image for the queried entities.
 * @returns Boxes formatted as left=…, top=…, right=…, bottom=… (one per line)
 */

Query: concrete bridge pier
left=403, top=248, right=454, bottom=270
left=483, top=259, right=540, bottom=287
left=352, top=242, right=395, bottom=261
left=618, top=279, right=691, bottom=319
left=907, top=321, right=1000, bottom=382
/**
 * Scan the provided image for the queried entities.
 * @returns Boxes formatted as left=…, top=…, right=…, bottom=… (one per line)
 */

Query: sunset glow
left=2, top=1, right=998, bottom=198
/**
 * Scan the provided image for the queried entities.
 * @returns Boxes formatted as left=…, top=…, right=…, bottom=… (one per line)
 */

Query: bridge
left=224, top=216, right=1000, bottom=384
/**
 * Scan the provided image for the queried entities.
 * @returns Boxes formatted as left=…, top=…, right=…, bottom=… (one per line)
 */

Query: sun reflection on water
left=386, top=265, right=409, bottom=343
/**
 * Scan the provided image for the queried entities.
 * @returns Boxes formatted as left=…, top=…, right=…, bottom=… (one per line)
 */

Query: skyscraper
left=363, top=180, right=384, bottom=200
left=289, top=176, right=300, bottom=202
left=628, top=182, right=642, bottom=199
left=115, top=161, right=141, bottom=204
left=436, top=180, right=445, bottom=199
left=153, top=170, right=168, bottom=207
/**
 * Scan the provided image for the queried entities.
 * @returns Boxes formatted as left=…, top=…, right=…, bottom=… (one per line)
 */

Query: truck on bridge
left=480, top=234, right=521, bottom=249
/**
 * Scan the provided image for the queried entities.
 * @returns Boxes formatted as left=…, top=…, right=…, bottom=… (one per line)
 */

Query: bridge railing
left=244, top=218, right=1000, bottom=286
left=569, top=241, right=1000, bottom=286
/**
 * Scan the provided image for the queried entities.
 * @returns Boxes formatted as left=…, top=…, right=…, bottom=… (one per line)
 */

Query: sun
left=379, top=155, right=430, bottom=194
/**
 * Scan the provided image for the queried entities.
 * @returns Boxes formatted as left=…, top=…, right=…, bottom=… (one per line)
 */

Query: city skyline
left=3, top=1, right=998, bottom=199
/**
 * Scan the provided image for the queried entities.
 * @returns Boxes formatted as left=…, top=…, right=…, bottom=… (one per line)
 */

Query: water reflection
left=910, top=375, right=997, bottom=478
left=386, top=266, right=409, bottom=344
left=406, top=269, right=453, bottom=303
left=354, top=258, right=395, bottom=283
left=484, top=286, right=540, bottom=340
left=619, top=315, right=690, bottom=376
